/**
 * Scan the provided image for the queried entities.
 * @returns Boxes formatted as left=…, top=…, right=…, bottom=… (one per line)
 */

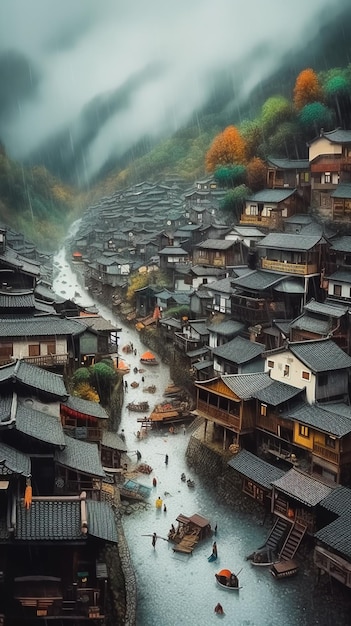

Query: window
left=324, top=172, right=331, bottom=183
left=283, top=364, right=290, bottom=377
left=302, top=370, right=310, bottom=381
left=333, top=284, right=342, bottom=297
left=299, top=424, right=309, bottom=438
left=325, top=435, right=336, bottom=449
left=29, top=344, right=40, bottom=357
left=267, top=360, right=274, bottom=369
left=249, top=205, right=258, bottom=216
left=261, top=404, right=267, bottom=416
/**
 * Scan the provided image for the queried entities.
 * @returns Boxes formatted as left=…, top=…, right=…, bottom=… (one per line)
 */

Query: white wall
left=265, top=350, right=316, bottom=404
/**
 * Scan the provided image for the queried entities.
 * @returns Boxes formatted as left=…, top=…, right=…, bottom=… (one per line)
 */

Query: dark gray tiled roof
left=16, top=402, right=65, bottom=446
left=159, top=317, right=182, bottom=330
left=258, top=233, right=323, bottom=251
left=314, top=515, right=351, bottom=560
left=55, top=435, right=106, bottom=478
left=196, top=239, right=235, bottom=250
left=228, top=449, right=285, bottom=489
left=331, top=184, right=351, bottom=199
left=189, top=321, right=209, bottom=336
left=213, top=336, right=265, bottom=364
left=322, top=129, right=351, bottom=144
left=102, top=430, right=127, bottom=452
left=267, top=158, right=309, bottom=170
left=0, top=290, right=35, bottom=309
left=221, top=372, right=270, bottom=400
left=0, top=315, right=86, bottom=338
left=193, top=359, right=213, bottom=371
left=290, top=314, right=330, bottom=335
left=87, top=500, right=118, bottom=543
left=229, top=226, right=265, bottom=237
left=0, top=395, right=14, bottom=425
left=0, top=442, right=31, bottom=476
left=76, top=316, right=117, bottom=332
left=253, top=380, right=303, bottom=406
left=0, top=247, right=41, bottom=277
left=329, top=236, right=351, bottom=253
left=207, top=277, right=234, bottom=294
left=272, top=468, right=332, bottom=506
left=326, top=269, right=351, bottom=283
left=192, top=290, right=211, bottom=300
left=289, top=339, right=351, bottom=372
left=65, top=396, right=109, bottom=420
left=231, top=270, right=284, bottom=291
left=190, top=265, right=224, bottom=276
left=15, top=500, right=83, bottom=541
left=286, top=403, right=351, bottom=437
left=284, top=214, right=314, bottom=225
left=159, top=246, right=188, bottom=255
left=304, top=299, right=349, bottom=318
left=248, top=188, right=296, bottom=203
left=186, top=347, right=209, bottom=358
left=0, top=361, right=68, bottom=398
left=319, top=485, right=351, bottom=516
left=207, top=320, right=245, bottom=337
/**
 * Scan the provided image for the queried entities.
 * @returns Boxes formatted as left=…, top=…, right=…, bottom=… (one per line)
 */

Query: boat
left=148, top=403, right=180, bottom=425
left=215, top=569, right=240, bottom=590
left=181, top=473, right=186, bottom=482
left=122, top=344, right=133, bottom=354
left=140, top=351, right=159, bottom=366
left=119, top=479, right=152, bottom=502
left=187, top=479, right=195, bottom=488
left=247, top=547, right=276, bottom=567
left=126, top=401, right=150, bottom=412
left=130, top=381, right=139, bottom=388
left=208, top=553, right=217, bottom=562
left=170, top=513, right=212, bottom=555
left=270, top=559, right=299, bottom=579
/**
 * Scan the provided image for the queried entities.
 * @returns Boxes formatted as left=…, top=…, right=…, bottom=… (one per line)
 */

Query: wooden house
left=227, top=448, right=285, bottom=507
left=230, top=270, right=290, bottom=324
left=206, top=276, right=235, bottom=315
left=266, top=157, right=310, bottom=199
left=193, top=239, right=243, bottom=269
left=289, top=298, right=350, bottom=352
left=158, top=246, right=189, bottom=271
left=207, top=319, right=245, bottom=349
left=240, top=188, right=302, bottom=230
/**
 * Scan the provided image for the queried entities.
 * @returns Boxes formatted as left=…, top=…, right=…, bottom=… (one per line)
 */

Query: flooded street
left=53, top=244, right=349, bottom=626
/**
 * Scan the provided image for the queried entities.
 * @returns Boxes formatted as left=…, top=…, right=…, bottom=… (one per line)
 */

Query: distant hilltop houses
left=3, top=127, right=351, bottom=610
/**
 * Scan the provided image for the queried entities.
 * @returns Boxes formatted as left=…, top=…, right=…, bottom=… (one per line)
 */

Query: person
left=141, top=376, right=145, bottom=383
left=153, top=477, right=157, bottom=487
left=124, top=380, right=128, bottom=391
left=136, top=450, right=142, bottom=461
left=152, top=532, right=157, bottom=548
left=182, top=424, right=186, bottom=435
left=214, top=603, right=224, bottom=615
left=134, top=348, right=137, bottom=356
left=214, top=523, right=217, bottom=536
left=165, top=454, right=169, bottom=465
left=120, top=429, right=125, bottom=442
left=212, top=541, right=217, bottom=558
left=163, top=503, right=167, bottom=513
left=155, top=496, right=163, bottom=509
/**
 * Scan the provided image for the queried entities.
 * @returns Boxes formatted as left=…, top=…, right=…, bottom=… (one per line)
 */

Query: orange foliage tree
left=246, top=157, right=267, bottom=192
left=293, top=68, right=323, bottom=110
left=205, top=125, right=247, bottom=172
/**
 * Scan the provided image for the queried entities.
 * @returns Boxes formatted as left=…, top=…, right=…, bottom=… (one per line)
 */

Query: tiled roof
left=228, top=449, right=285, bottom=489
left=0, top=247, right=41, bottom=277
left=253, top=380, right=303, bottom=406
left=272, top=468, right=332, bottom=506
left=322, top=129, right=351, bottom=144
left=284, top=214, right=314, bottom=225
left=326, top=269, right=351, bottom=283
left=16, top=402, right=65, bottom=446
left=159, top=318, right=182, bottom=330
left=314, top=515, right=351, bottom=560
left=267, top=157, right=309, bottom=170
left=76, top=316, right=118, bottom=332
left=229, top=226, right=265, bottom=237
left=221, top=372, right=270, bottom=400
left=257, top=233, right=323, bottom=251
left=290, top=314, right=330, bottom=335
left=331, top=184, right=351, bottom=199
left=0, top=361, right=68, bottom=399
left=0, top=442, right=31, bottom=477
left=0, top=315, right=86, bottom=338
left=286, top=403, right=351, bottom=437
left=190, top=265, right=224, bottom=276
left=193, top=359, right=213, bottom=371
left=64, top=396, right=109, bottom=420
left=304, top=298, right=349, bottom=318
left=192, top=290, right=211, bottom=300
left=87, top=500, right=118, bottom=543
left=0, top=395, right=14, bottom=425
left=159, top=246, right=188, bottom=255
left=186, top=347, right=209, bottom=358
left=207, top=320, right=245, bottom=337
left=329, top=236, right=351, bottom=253
left=319, top=485, right=351, bottom=516
left=207, top=277, right=234, bottom=294
left=248, top=188, right=296, bottom=203
left=15, top=500, right=83, bottom=541
left=196, top=239, right=235, bottom=250
left=102, top=430, right=127, bottom=452
left=189, top=321, right=209, bottom=336
left=231, top=270, right=284, bottom=291
left=289, top=339, right=351, bottom=372
left=213, top=336, right=265, bottom=364
left=55, top=435, right=106, bottom=478
left=0, top=290, right=35, bottom=309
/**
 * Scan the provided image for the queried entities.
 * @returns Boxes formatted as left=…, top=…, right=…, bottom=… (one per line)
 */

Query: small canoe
left=140, top=351, right=159, bottom=366
left=270, top=559, right=299, bottom=579
left=215, top=570, right=240, bottom=591
left=127, top=401, right=150, bottom=412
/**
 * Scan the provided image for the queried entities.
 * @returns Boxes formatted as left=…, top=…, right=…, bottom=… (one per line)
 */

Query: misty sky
left=0, top=0, right=348, bottom=183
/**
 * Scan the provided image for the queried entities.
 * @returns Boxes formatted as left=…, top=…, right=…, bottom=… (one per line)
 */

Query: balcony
left=0, top=354, right=69, bottom=368
left=261, top=258, right=318, bottom=275
left=240, top=214, right=271, bottom=226
left=174, top=332, right=201, bottom=352
left=231, top=294, right=286, bottom=323
left=197, top=398, right=241, bottom=431
left=313, top=443, right=339, bottom=465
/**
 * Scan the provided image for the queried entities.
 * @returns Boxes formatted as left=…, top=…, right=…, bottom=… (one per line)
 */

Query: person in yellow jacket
left=155, top=496, right=163, bottom=509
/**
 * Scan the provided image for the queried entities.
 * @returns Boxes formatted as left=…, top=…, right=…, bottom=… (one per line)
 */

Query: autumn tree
left=261, top=96, right=293, bottom=133
left=205, top=125, right=247, bottom=172
left=246, top=157, right=267, bottom=192
left=293, top=68, right=323, bottom=110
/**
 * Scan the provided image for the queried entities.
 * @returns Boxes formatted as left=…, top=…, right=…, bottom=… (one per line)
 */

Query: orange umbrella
left=218, top=569, right=231, bottom=578
left=140, top=351, right=156, bottom=361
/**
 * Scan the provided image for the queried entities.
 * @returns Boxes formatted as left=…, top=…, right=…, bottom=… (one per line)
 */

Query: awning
left=274, top=279, right=305, bottom=294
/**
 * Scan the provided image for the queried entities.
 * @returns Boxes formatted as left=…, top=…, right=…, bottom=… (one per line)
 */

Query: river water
left=53, top=244, right=349, bottom=626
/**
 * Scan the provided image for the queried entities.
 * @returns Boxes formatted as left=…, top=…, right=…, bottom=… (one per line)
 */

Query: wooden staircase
left=264, top=517, right=291, bottom=553
left=279, top=521, right=307, bottom=561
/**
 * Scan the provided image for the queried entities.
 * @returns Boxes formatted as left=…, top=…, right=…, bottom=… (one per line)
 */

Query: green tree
left=220, top=184, right=250, bottom=223
left=214, top=164, right=246, bottom=188
left=89, top=362, right=117, bottom=406
left=298, top=102, right=335, bottom=137
left=261, top=96, right=293, bottom=133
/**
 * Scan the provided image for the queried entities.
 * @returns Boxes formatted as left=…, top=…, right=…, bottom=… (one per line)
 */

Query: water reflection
left=53, top=245, right=348, bottom=626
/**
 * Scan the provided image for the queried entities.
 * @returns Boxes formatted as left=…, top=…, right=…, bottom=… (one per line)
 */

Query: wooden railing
left=197, top=399, right=241, bottom=430
left=262, top=259, right=318, bottom=275
left=239, top=215, right=270, bottom=226
left=313, top=443, right=339, bottom=464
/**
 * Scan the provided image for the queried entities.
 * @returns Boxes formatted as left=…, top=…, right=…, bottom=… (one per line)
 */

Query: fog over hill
left=0, top=0, right=350, bottom=186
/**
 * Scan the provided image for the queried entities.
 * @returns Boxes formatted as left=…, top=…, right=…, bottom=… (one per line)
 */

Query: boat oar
left=235, top=568, right=243, bottom=577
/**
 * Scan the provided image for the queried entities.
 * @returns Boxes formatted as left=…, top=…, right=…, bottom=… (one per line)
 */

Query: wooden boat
left=270, top=559, right=299, bottom=579
left=120, top=479, right=152, bottom=502
left=247, top=548, right=276, bottom=567
left=126, top=401, right=149, bottom=412
left=164, top=383, right=182, bottom=397
left=215, top=569, right=240, bottom=590
left=170, top=513, right=212, bottom=555
left=122, top=344, right=133, bottom=354
left=130, top=381, right=139, bottom=388
left=140, top=351, right=159, bottom=366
